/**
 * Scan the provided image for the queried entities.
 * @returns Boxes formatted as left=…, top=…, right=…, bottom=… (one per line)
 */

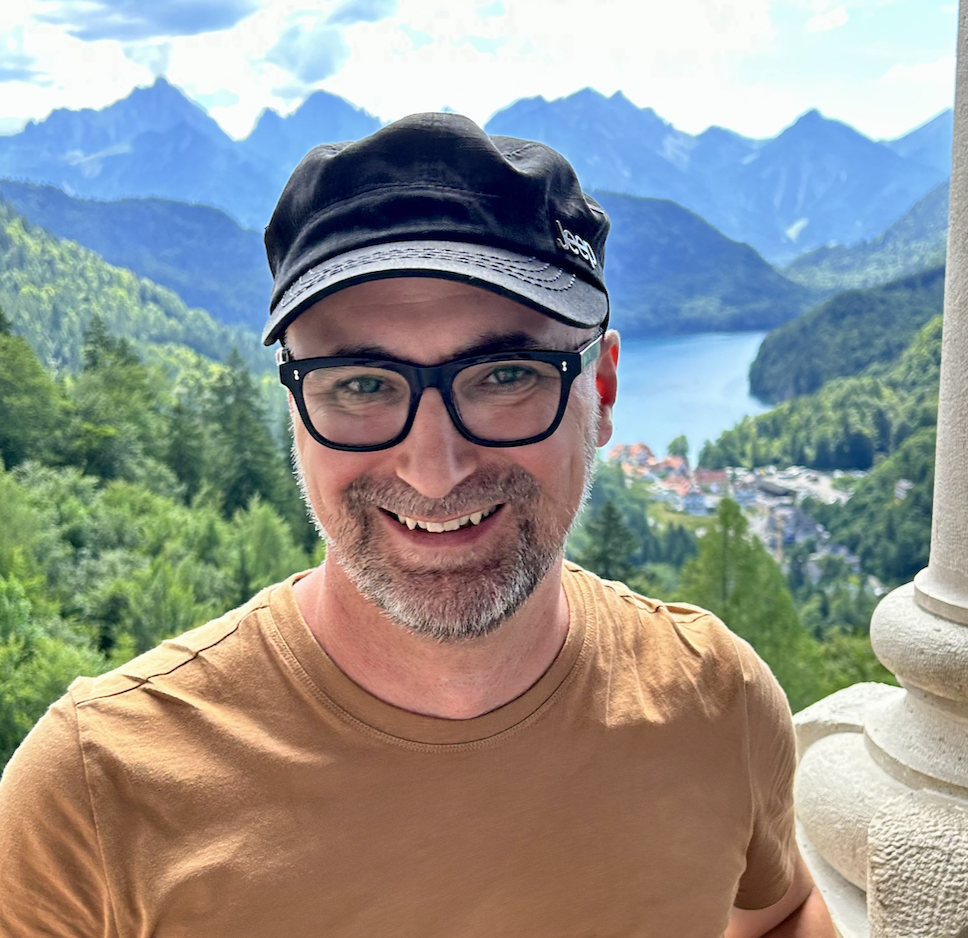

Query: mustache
left=343, top=464, right=541, bottom=519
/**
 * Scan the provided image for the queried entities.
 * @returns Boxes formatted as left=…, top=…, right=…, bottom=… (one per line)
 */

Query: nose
left=392, top=389, right=479, bottom=499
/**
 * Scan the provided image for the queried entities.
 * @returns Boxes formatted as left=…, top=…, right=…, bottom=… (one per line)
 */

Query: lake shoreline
left=608, top=330, right=771, bottom=465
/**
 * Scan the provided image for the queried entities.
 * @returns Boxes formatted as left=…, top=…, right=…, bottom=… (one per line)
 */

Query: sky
left=0, top=0, right=959, bottom=141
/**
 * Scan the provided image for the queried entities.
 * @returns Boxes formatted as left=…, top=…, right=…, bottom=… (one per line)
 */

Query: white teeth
left=392, top=505, right=498, bottom=533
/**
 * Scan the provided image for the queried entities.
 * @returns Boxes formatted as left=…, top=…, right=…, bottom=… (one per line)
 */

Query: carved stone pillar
left=792, top=4, right=968, bottom=935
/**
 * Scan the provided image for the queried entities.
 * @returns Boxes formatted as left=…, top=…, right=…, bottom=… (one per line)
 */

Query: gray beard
left=291, top=409, right=599, bottom=644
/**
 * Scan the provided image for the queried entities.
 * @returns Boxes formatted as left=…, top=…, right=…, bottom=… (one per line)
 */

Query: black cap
left=262, top=112, right=609, bottom=346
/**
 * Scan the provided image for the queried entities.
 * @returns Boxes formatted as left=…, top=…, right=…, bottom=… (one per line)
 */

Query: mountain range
left=0, top=179, right=271, bottom=330
left=0, top=79, right=951, bottom=264
left=0, top=180, right=817, bottom=338
left=783, top=181, right=949, bottom=292
left=487, top=92, right=948, bottom=263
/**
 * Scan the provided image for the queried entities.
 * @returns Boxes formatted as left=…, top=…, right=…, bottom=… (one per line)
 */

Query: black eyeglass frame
left=278, top=334, right=603, bottom=452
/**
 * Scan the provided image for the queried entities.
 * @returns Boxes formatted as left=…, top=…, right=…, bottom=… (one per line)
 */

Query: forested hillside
left=806, top=427, right=935, bottom=586
left=783, top=182, right=948, bottom=292
left=0, top=182, right=271, bottom=331
left=702, top=295, right=942, bottom=587
left=1, top=181, right=816, bottom=341
left=702, top=313, right=941, bottom=473
left=749, top=265, right=945, bottom=402
left=0, top=200, right=268, bottom=374
left=593, top=191, right=816, bottom=334
left=0, top=312, right=316, bottom=766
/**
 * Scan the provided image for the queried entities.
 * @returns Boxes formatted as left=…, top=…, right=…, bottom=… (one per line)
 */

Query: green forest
left=0, top=200, right=267, bottom=375
left=748, top=265, right=944, bottom=402
left=0, top=307, right=318, bottom=766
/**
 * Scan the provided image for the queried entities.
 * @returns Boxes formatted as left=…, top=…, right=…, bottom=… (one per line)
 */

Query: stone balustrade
left=792, top=3, right=968, bottom=934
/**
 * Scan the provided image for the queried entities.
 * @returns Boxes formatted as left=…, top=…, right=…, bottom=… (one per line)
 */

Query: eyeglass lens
left=300, top=358, right=564, bottom=447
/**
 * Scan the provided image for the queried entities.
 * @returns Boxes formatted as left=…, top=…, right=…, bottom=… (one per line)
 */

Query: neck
left=292, top=557, right=570, bottom=720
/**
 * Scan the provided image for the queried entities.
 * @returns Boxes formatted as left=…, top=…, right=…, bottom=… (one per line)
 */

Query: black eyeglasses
left=278, top=334, right=602, bottom=452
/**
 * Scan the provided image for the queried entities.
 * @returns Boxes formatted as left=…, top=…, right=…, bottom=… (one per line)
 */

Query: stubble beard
left=291, top=403, right=599, bottom=644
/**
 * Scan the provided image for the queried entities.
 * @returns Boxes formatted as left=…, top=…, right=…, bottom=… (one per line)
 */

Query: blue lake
left=608, top=331, right=771, bottom=464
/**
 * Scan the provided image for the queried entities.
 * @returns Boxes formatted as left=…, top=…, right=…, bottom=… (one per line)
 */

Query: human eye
left=339, top=374, right=390, bottom=397
left=457, top=359, right=556, bottom=404
left=304, top=367, right=406, bottom=410
left=484, top=364, right=536, bottom=387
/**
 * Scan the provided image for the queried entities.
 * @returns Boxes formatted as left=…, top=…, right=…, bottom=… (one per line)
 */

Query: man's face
left=286, top=277, right=617, bottom=642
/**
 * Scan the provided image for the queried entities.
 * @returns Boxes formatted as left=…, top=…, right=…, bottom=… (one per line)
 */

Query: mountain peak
left=127, top=76, right=205, bottom=113
left=796, top=108, right=825, bottom=125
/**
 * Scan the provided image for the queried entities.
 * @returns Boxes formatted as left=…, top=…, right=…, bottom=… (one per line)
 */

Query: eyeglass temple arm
left=579, top=334, right=603, bottom=372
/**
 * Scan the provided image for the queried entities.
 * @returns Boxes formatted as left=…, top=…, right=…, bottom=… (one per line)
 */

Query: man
left=0, top=113, right=834, bottom=936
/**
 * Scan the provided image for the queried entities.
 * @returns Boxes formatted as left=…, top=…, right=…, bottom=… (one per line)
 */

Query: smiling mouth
left=384, top=504, right=502, bottom=533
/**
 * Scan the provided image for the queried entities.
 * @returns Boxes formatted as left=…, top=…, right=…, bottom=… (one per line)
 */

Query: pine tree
left=166, top=400, right=207, bottom=503
left=204, top=349, right=285, bottom=519
left=677, top=499, right=824, bottom=711
left=573, top=499, right=639, bottom=582
left=667, top=435, right=689, bottom=463
left=0, top=330, right=61, bottom=468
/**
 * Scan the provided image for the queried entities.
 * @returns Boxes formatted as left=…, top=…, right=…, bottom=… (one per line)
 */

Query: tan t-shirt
left=0, top=563, right=797, bottom=937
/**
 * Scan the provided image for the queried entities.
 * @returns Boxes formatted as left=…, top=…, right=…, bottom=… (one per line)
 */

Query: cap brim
left=262, top=240, right=608, bottom=346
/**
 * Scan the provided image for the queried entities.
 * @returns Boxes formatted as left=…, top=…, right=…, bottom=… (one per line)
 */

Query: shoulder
left=69, top=586, right=274, bottom=709
left=564, top=560, right=746, bottom=665
left=563, top=562, right=767, bottom=721
left=37, top=582, right=297, bottom=778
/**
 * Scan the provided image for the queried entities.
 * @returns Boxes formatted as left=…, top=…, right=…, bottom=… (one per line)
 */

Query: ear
left=594, top=329, right=619, bottom=448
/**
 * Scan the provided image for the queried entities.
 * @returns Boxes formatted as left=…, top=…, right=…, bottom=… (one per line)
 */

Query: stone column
left=792, top=4, right=968, bottom=935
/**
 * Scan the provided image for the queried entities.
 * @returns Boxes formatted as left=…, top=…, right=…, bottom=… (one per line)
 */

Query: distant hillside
left=883, top=109, right=953, bottom=176
left=0, top=200, right=268, bottom=374
left=806, top=425, right=935, bottom=587
left=0, top=78, right=278, bottom=230
left=749, top=265, right=945, bottom=403
left=0, top=180, right=271, bottom=331
left=0, top=80, right=948, bottom=265
left=593, top=191, right=816, bottom=335
left=487, top=92, right=946, bottom=264
left=701, top=313, right=942, bottom=473
left=0, top=179, right=814, bottom=339
left=783, top=182, right=948, bottom=292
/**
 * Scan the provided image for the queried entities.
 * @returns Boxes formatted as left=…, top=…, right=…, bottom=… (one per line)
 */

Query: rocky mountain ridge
left=0, top=79, right=951, bottom=264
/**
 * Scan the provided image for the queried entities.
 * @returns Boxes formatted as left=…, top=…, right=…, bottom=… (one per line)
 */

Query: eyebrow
left=323, top=331, right=546, bottom=361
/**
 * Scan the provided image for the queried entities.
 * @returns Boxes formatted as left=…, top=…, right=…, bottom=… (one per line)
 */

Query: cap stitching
left=276, top=245, right=579, bottom=312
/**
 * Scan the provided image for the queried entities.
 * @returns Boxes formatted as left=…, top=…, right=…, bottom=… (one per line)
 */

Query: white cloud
left=319, top=0, right=777, bottom=129
left=122, top=40, right=173, bottom=76
left=265, top=18, right=349, bottom=85
left=882, top=54, right=956, bottom=88
left=805, top=6, right=848, bottom=31
left=5, top=0, right=958, bottom=142
left=31, top=0, right=261, bottom=42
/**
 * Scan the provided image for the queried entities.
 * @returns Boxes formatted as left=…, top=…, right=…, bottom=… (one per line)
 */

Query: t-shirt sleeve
left=0, top=690, right=110, bottom=937
left=730, top=635, right=799, bottom=911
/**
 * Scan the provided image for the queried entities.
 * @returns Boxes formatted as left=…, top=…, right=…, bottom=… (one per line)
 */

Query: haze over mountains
left=0, top=78, right=951, bottom=262
left=0, top=78, right=952, bottom=340
left=0, top=179, right=818, bottom=337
